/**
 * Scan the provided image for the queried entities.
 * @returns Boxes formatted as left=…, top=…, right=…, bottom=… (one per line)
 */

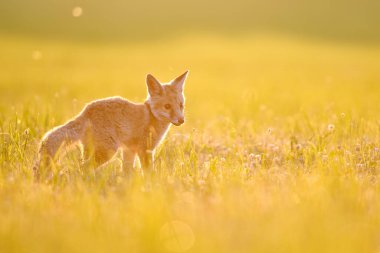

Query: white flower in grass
left=255, top=154, right=262, bottom=163
left=356, top=163, right=364, bottom=169
left=327, top=124, right=335, bottom=132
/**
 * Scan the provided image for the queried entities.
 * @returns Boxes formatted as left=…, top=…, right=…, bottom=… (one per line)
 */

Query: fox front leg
left=138, top=149, right=154, bottom=174
left=122, top=149, right=136, bottom=174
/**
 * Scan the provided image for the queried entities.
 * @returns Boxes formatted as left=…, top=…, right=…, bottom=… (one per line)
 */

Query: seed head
left=24, top=128, right=30, bottom=136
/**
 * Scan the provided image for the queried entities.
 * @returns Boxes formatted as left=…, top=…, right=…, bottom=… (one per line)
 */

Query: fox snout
left=172, top=117, right=184, bottom=126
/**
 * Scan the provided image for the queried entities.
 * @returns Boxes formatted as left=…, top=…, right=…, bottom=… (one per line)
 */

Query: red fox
left=34, top=71, right=189, bottom=178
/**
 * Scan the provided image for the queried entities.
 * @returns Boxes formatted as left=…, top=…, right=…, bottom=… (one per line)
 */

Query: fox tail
left=33, top=117, right=86, bottom=178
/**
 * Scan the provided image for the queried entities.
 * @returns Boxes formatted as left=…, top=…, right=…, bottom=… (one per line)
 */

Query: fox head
left=146, top=71, right=189, bottom=126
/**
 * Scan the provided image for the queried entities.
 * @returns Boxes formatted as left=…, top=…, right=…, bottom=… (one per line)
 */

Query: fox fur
left=34, top=71, right=189, bottom=178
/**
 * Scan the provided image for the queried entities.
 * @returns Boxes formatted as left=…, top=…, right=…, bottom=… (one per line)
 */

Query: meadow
left=0, top=32, right=379, bottom=253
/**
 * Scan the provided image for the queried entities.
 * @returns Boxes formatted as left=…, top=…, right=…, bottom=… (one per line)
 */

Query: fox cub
left=34, top=71, right=189, bottom=178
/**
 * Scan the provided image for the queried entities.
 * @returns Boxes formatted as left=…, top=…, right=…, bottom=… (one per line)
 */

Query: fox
left=34, top=71, right=189, bottom=179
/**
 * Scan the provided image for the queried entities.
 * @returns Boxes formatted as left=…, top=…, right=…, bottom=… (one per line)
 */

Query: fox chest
left=147, top=125, right=169, bottom=148
left=122, top=125, right=169, bottom=151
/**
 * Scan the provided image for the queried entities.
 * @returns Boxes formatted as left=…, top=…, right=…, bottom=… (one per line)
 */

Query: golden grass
left=0, top=33, right=380, bottom=253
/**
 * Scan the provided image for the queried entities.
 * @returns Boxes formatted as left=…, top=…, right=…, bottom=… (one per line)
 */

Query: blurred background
left=0, top=0, right=379, bottom=125
left=1, top=0, right=380, bottom=42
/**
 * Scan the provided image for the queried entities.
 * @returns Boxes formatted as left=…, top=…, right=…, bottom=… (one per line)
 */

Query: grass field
left=1, top=31, right=380, bottom=253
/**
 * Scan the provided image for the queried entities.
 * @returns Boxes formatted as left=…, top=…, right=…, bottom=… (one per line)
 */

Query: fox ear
left=146, top=74, right=163, bottom=96
left=171, top=70, right=189, bottom=92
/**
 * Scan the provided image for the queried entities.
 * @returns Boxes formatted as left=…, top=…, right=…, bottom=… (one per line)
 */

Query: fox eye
left=164, top=104, right=171, bottom=110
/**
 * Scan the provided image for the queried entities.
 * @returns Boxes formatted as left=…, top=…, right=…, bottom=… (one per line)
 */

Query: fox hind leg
left=81, top=139, right=118, bottom=169
left=94, top=147, right=117, bottom=166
